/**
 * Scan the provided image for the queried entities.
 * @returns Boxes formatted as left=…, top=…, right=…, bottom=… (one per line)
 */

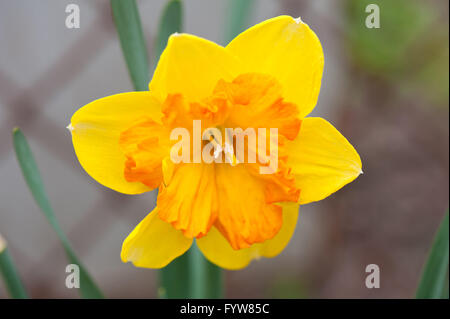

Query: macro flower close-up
left=1, top=0, right=448, bottom=304
left=68, top=15, right=362, bottom=270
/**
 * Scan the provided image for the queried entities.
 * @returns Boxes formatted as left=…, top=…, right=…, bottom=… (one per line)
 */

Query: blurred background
left=0, top=0, right=448, bottom=298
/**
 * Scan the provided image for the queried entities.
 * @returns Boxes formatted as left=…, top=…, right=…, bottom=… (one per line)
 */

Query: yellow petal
left=197, top=203, right=299, bottom=270
left=226, top=16, right=324, bottom=118
left=288, top=117, right=362, bottom=204
left=70, top=92, right=163, bottom=194
left=150, top=33, right=241, bottom=103
left=121, top=208, right=193, bottom=269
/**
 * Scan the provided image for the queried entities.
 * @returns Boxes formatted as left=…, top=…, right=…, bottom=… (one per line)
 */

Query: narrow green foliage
left=0, top=236, right=28, bottom=299
left=416, top=211, right=449, bottom=299
left=12, top=128, right=103, bottom=299
left=224, top=0, right=255, bottom=44
left=154, top=0, right=183, bottom=66
left=111, top=0, right=150, bottom=91
left=111, top=0, right=224, bottom=299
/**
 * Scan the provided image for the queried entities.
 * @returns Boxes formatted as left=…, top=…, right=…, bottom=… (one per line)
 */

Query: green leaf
left=12, top=128, right=104, bottom=299
left=152, top=0, right=196, bottom=300
left=0, top=235, right=28, bottom=299
left=154, top=0, right=183, bottom=65
left=110, top=0, right=223, bottom=299
left=111, top=0, right=150, bottom=91
left=416, top=211, right=449, bottom=299
left=153, top=0, right=223, bottom=299
left=224, top=0, right=255, bottom=44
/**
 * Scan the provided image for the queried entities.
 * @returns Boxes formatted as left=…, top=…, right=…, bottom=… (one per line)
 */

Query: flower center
left=118, top=73, right=302, bottom=247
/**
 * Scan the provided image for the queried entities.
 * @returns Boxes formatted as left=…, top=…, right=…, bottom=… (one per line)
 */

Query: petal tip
left=294, top=16, right=303, bottom=24
left=120, top=246, right=129, bottom=263
left=66, top=123, right=74, bottom=133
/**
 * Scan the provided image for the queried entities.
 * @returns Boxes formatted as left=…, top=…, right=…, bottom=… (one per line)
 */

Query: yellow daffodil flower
left=68, top=16, right=362, bottom=270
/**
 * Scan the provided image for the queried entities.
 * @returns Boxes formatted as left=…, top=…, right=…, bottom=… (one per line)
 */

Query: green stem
left=188, top=243, right=207, bottom=298
left=159, top=244, right=224, bottom=299
left=158, top=252, right=190, bottom=299
left=188, top=242, right=224, bottom=299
